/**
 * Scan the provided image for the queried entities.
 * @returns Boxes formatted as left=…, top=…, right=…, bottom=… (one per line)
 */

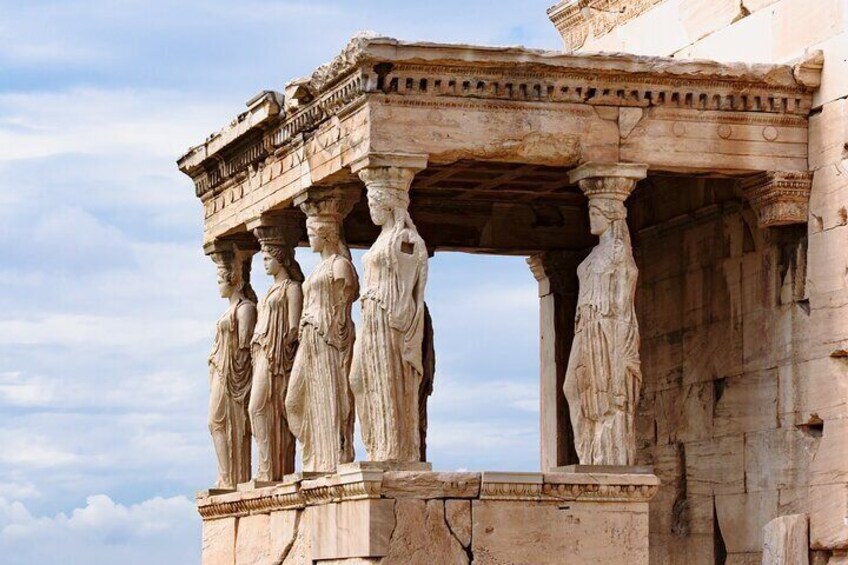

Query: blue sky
left=0, top=1, right=561, bottom=562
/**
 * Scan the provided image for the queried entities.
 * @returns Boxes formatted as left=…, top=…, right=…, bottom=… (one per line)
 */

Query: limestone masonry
left=178, top=1, right=848, bottom=563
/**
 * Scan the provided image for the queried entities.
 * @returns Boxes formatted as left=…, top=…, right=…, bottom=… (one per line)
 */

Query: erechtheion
left=178, top=1, right=848, bottom=563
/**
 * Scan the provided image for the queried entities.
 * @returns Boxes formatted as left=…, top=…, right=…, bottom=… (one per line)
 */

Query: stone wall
left=198, top=469, right=658, bottom=565
left=628, top=177, right=844, bottom=563
left=553, top=1, right=848, bottom=562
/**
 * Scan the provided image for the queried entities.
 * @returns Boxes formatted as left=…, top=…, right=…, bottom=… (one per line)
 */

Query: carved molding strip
left=547, top=0, right=668, bottom=51
left=196, top=486, right=304, bottom=520
left=741, top=171, right=814, bottom=227
left=196, top=470, right=660, bottom=519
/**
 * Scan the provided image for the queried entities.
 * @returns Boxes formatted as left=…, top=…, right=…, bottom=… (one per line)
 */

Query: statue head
left=306, top=217, right=341, bottom=254
left=299, top=189, right=356, bottom=259
left=588, top=198, right=627, bottom=236
left=216, top=262, right=243, bottom=299
left=211, top=247, right=258, bottom=302
left=262, top=243, right=305, bottom=283
left=367, top=187, right=409, bottom=227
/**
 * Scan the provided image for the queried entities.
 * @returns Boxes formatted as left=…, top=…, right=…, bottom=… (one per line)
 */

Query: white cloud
left=0, top=494, right=199, bottom=565
left=431, top=375, right=539, bottom=415
left=0, top=88, right=232, bottom=162
left=0, top=431, right=79, bottom=469
left=0, top=481, right=40, bottom=501
left=0, top=314, right=208, bottom=351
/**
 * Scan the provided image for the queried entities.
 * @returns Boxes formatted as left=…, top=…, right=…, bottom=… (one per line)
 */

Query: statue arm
left=330, top=257, right=357, bottom=346
left=236, top=303, right=257, bottom=350
left=287, top=283, right=303, bottom=336
left=332, top=256, right=357, bottom=293
left=611, top=245, right=636, bottom=319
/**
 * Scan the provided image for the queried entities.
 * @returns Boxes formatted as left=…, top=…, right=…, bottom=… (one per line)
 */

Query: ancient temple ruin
left=178, top=1, right=848, bottom=563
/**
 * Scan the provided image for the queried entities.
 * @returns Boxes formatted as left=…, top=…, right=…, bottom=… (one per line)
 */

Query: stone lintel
left=177, top=90, right=281, bottom=175
left=741, top=171, right=814, bottom=227
left=350, top=152, right=429, bottom=175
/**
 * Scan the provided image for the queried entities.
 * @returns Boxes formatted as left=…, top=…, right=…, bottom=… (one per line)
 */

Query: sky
left=0, top=1, right=562, bottom=563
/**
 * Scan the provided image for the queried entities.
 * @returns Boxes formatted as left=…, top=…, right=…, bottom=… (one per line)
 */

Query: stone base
left=197, top=468, right=659, bottom=565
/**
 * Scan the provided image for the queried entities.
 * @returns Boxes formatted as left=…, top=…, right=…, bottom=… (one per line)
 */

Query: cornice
left=177, top=35, right=816, bottom=203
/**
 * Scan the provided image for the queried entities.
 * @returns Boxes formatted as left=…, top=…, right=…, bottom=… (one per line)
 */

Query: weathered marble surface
left=564, top=164, right=646, bottom=466
left=197, top=469, right=659, bottom=565
left=250, top=223, right=303, bottom=481
left=287, top=192, right=358, bottom=473
left=207, top=247, right=257, bottom=489
left=350, top=163, right=429, bottom=464
left=762, top=514, right=809, bottom=565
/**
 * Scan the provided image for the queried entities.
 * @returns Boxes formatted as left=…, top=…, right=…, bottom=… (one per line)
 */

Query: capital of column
left=741, top=171, right=813, bottom=227
left=352, top=152, right=428, bottom=199
left=204, top=239, right=255, bottom=264
left=295, top=185, right=360, bottom=223
left=247, top=213, right=303, bottom=250
left=568, top=162, right=648, bottom=202
left=204, top=239, right=257, bottom=296
left=527, top=251, right=583, bottom=297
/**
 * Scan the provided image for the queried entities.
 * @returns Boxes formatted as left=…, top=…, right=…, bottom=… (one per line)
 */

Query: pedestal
left=197, top=468, right=660, bottom=565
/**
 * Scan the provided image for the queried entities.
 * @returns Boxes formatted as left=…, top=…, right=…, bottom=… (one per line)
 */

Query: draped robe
left=350, top=227, right=428, bottom=463
left=564, top=233, right=641, bottom=466
left=250, top=279, right=299, bottom=480
left=286, top=255, right=357, bottom=472
left=209, top=298, right=256, bottom=487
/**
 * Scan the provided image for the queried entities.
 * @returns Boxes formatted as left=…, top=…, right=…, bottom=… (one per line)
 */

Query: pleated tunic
left=209, top=298, right=256, bottom=487
left=286, top=255, right=356, bottom=473
left=350, top=227, right=427, bottom=463
left=564, top=234, right=641, bottom=466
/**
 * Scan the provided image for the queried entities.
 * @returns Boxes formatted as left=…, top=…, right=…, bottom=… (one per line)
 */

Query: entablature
left=177, top=35, right=820, bottom=245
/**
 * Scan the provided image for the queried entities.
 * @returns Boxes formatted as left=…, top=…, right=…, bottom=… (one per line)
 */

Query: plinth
left=197, top=467, right=659, bottom=564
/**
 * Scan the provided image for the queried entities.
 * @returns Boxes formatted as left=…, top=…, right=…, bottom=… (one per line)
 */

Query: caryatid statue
left=207, top=244, right=258, bottom=489
left=286, top=190, right=359, bottom=473
left=350, top=164, right=429, bottom=464
left=249, top=220, right=304, bottom=482
left=564, top=163, right=647, bottom=466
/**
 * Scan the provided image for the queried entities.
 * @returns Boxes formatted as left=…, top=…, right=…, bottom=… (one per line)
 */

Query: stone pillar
left=528, top=251, right=582, bottom=471
left=245, top=213, right=304, bottom=482
left=287, top=186, right=360, bottom=474
left=204, top=239, right=259, bottom=489
left=350, top=152, right=431, bottom=467
left=564, top=162, right=647, bottom=467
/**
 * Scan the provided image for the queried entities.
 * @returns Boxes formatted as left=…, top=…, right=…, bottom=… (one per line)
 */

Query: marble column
left=205, top=241, right=258, bottom=489
left=349, top=153, right=431, bottom=466
left=246, top=214, right=304, bottom=482
left=286, top=187, right=360, bottom=473
left=527, top=251, right=582, bottom=471
left=564, top=162, right=647, bottom=466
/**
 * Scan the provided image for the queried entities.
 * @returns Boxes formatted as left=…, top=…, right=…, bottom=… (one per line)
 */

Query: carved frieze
left=741, top=171, right=814, bottom=227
